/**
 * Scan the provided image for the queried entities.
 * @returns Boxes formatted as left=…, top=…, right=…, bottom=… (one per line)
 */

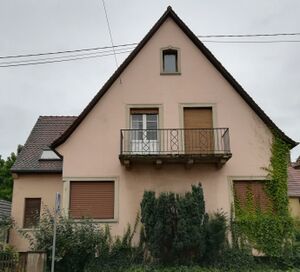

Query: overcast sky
left=0, top=0, right=299, bottom=160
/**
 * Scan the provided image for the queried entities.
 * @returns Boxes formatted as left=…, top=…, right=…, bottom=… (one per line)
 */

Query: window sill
left=71, top=218, right=119, bottom=224
left=19, top=227, right=40, bottom=232
left=160, top=72, right=181, bottom=76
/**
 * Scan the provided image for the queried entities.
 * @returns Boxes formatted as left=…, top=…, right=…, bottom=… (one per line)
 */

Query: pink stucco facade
left=10, top=16, right=275, bottom=251
left=57, top=18, right=272, bottom=237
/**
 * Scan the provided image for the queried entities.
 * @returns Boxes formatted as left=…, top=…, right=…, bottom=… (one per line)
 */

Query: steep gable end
left=51, top=6, right=297, bottom=149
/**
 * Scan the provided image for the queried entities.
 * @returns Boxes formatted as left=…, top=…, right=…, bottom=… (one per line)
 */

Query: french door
left=130, top=111, right=158, bottom=154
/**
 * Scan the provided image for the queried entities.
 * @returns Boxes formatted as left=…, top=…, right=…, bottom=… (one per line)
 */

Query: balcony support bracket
left=185, top=159, right=194, bottom=169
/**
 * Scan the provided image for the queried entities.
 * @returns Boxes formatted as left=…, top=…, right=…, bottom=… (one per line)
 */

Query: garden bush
left=22, top=209, right=143, bottom=272
left=140, top=184, right=227, bottom=265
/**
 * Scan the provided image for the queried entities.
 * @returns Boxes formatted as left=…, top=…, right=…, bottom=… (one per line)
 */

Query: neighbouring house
left=288, top=157, right=300, bottom=218
left=10, top=7, right=298, bottom=252
left=0, top=199, right=12, bottom=243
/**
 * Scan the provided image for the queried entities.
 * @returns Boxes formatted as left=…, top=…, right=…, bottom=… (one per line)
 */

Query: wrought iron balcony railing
left=119, top=128, right=231, bottom=166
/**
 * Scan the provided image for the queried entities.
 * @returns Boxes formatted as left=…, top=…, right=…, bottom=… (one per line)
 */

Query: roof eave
left=51, top=6, right=297, bottom=149
left=11, top=169, right=62, bottom=174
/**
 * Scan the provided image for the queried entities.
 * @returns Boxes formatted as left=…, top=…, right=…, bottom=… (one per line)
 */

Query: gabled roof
left=51, top=6, right=297, bottom=149
left=0, top=199, right=11, bottom=218
left=288, top=164, right=300, bottom=197
left=11, top=116, right=76, bottom=173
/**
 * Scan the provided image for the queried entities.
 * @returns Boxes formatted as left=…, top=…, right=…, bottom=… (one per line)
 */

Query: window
left=130, top=108, right=159, bottom=153
left=40, top=150, right=60, bottom=160
left=233, top=180, right=272, bottom=212
left=69, top=181, right=114, bottom=219
left=130, top=109, right=158, bottom=140
left=161, top=49, right=179, bottom=74
left=23, top=198, right=41, bottom=228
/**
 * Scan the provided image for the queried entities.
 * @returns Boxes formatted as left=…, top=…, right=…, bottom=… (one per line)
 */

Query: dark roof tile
left=11, top=116, right=76, bottom=173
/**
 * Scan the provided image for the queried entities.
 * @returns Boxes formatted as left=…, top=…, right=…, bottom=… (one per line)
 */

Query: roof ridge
left=51, top=6, right=297, bottom=149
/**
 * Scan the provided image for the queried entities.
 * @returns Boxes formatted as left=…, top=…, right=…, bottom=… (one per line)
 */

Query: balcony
left=119, top=128, right=232, bottom=168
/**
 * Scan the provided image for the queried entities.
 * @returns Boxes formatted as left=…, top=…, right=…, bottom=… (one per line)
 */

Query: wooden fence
left=0, top=253, right=26, bottom=272
left=0, top=252, right=45, bottom=272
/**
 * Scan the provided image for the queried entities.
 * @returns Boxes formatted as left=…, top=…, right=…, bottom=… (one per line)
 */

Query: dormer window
left=40, top=150, right=60, bottom=160
left=161, top=48, right=180, bottom=75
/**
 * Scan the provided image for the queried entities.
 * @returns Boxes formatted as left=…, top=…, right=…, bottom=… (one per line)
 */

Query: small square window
left=161, top=49, right=179, bottom=74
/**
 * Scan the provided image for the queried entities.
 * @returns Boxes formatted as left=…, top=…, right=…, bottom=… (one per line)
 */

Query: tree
left=0, top=152, right=16, bottom=201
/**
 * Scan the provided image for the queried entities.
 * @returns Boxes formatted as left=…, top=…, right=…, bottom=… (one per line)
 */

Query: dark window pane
left=163, top=50, right=178, bottom=73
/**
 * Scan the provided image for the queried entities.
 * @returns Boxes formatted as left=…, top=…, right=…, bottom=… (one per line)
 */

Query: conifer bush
left=140, top=184, right=227, bottom=264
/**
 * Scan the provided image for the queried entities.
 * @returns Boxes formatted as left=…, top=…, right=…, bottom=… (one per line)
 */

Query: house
left=10, top=7, right=297, bottom=252
left=288, top=157, right=300, bottom=218
left=0, top=199, right=12, bottom=243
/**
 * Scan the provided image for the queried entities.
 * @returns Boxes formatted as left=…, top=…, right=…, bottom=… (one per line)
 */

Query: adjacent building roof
left=11, top=116, right=77, bottom=173
left=0, top=199, right=11, bottom=218
left=288, top=164, right=300, bottom=197
left=51, top=6, right=297, bottom=149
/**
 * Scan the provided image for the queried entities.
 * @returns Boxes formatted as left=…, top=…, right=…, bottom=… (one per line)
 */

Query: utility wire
left=0, top=42, right=137, bottom=60
left=101, top=0, right=118, bottom=69
left=1, top=32, right=300, bottom=61
left=0, top=46, right=136, bottom=66
left=0, top=49, right=133, bottom=68
left=202, top=39, right=300, bottom=44
left=1, top=32, right=300, bottom=68
left=197, top=32, right=300, bottom=38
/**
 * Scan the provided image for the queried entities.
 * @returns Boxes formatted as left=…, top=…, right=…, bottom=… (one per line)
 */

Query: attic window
left=40, top=150, right=60, bottom=160
left=161, top=48, right=180, bottom=74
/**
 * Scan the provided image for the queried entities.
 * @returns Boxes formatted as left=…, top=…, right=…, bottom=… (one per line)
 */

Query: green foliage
left=21, top=209, right=143, bottom=272
left=0, top=153, right=16, bottom=201
left=140, top=184, right=227, bottom=264
left=113, top=265, right=290, bottom=272
left=203, top=212, right=227, bottom=264
left=233, top=136, right=294, bottom=257
left=214, top=247, right=255, bottom=271
left=266, top=136, right=290, bottom=216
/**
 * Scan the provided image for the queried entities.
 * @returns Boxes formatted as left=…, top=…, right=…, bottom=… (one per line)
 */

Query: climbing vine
left=233, top=135, right=294, bottom=257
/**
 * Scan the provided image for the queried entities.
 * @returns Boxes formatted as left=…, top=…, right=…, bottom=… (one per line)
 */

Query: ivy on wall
left=233, top=135, right=294, bottom=257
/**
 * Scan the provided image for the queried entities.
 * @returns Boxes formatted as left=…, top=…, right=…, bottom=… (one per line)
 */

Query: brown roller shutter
left=130, top=108, right=158, bottom=114
left=233, top=181, right=272, bottom=212
left=184, top=108, right=213, bottom=153
left=70, top=181, right=114, bottom=219
left=233, top=181, right=248, bottom=208
left=23, top=198, right=41, bottom=228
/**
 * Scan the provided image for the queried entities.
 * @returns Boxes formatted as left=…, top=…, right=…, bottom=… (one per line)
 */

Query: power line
left=197, top=32, right=300, bottom=38
left=0, top=49, right=133, bottom=68
left=1, top=32, right=300, bottom=61
left=1, top=32, right=300, bottom=68
left=101, top=0, right=118, bottom=69
left=0, top=46, right=136, bottom=66
left=0, top=42, right=137, bottom=60
left=202, top=39, right=300, bottom=44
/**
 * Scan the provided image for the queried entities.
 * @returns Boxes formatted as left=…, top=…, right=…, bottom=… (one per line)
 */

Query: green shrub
left=203, top=212, right=227, bottom=264
left=22, top=209, right=143, bottom=272
left=214, top=247, right=255, bottom=271
left=140, top=184, right=227, bottom=265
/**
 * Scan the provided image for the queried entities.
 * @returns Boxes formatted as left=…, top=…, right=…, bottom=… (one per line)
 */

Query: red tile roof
left=11, top=116, right=76, bottom=173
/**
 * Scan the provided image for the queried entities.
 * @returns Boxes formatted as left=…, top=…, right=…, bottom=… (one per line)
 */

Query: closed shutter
left=70, top=181, right=114, bottom=219
left=184, top=108, right=213, bottom=153
left=130, top=108, right=159, bottom=115
left=233, top=181, right=272, bottom=212
left=23, top=198, right=41, bottom=228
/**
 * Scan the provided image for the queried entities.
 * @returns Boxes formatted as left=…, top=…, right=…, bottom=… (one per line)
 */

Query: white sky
left=0, top=0, right=299, bottom=160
